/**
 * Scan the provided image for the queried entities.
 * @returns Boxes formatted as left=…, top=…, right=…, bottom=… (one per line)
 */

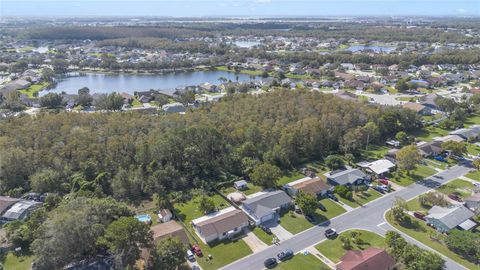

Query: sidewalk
left=306, top=246, right=336, bottom=269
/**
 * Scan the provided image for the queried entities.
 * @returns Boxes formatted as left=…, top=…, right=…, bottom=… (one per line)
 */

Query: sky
left=1, top=0, right=479, bottom=17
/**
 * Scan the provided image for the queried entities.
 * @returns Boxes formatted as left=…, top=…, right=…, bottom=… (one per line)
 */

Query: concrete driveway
left=243, top=231, right=269, bottom=252
left=269, top=224, right=293, bottom=241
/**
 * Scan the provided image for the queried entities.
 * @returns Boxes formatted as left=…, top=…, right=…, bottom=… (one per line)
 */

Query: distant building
left=465, top=193, right=480, bottom=211
left=402, top=102, right=432, bottom=115
left=162, top=102, right=186, bottom=113
left=0, top=196, right=41, bottom=223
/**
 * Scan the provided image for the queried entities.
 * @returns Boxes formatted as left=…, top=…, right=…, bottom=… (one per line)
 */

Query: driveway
left=243, top=231, right=269, bottom=252
left=269, top=224, right=294, bottom=241
left=220, top=163, right=473, bottom=270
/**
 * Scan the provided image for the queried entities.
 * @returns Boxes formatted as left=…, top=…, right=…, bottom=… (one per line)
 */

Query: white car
left=187, top=250, right=195, bottom=261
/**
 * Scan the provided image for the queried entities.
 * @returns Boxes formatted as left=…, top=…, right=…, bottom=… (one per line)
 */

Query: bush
left=334, top=185, right=353, bottom=200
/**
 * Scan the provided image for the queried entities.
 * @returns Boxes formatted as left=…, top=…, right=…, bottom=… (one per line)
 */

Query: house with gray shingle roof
left=425, top=205, right=476, bottom=233
left=241, top=190, right=292, bottom=225
left=325, top=168, right=369, bottom=187
left=449, top=125, right=480, bottom=141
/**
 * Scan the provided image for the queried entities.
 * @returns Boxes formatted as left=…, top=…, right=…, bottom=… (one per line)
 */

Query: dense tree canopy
left=0, top=90, right=421, bottom=200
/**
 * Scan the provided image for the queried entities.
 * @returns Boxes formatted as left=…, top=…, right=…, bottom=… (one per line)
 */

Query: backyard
left=277, top=171, right=305, bottom=187
left=315, top=229, right=386, bottom=263
left=221, top=182, right=263, bottom=196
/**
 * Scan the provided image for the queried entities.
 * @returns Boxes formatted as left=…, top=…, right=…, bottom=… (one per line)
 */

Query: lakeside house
left=191, top=207, right=249, bottom=244
left=241, top=190, right=292, bottom=225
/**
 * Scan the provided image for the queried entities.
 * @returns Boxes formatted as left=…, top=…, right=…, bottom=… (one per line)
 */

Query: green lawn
left=437, top=179, right=475, bottom=199
left=315, top=230, right=386, bottom=263
left=221, top=183, right=263, bottom=196
left=412, top=125, right=450, bottom=142
left=252, top=227, right=274, bottom=245
left=195, top=238, right=253, bottom=270
left=338, top=189, right=382, bottom=208
left=2, top=253, right=34, bottom=270
left=131, top=98, right=144, bottom=107
left=466, top=170, right=480, bottom=181
left=316, top=199, right=347, bottom=220
left=277, top=171, right=305, bottom=186
left=358, top=145, right=389, bottom=161
left=174, top=194, right=231, bottom=224
left=467, top=143, right=480, bottom=156
left=18, top=82, right=50, bottom=98
left=390, top=165, right=437, bottom=187
left=279, top=211, right=314, bottom=234
left=277, top=254, right=331, bottom=270
left=406, top=197, right=432, bottom=213
left=386, top=211, right=480, bottom=270
left=463, top=113, right=480, bottom=127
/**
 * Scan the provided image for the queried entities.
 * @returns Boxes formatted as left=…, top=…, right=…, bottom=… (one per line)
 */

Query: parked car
left=191, top=244, right=203, bottom=256
left=448, top=194, right=462, bottom=202
left=318, top=203, right=326, bottom=211
left=474, top=182, right=480, bottom=188
left=325, top=228, right=337, bottom=239
left=373, top=186, right=385, bottom=194
left=434, top=155, right=446, bottom=162
left=305, top=214, right=315, bottom=223
left=414, top=212, right=426, bottom=221
left=277, top=249, right=294, bottom=261
left=260, top=225, right=272, bottom=234
left=327, top=193, right=338, bottom=201
left=378, top=179, right=389, bottom=185
left=294, top=205, right=302, bottom=214
left=187, top=250, right=195, bottom=261
left=264, top=258, right=278, bottom=268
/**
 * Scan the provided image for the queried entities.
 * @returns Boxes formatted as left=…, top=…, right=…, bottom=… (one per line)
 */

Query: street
left=221, top=163, right=473, bottom=270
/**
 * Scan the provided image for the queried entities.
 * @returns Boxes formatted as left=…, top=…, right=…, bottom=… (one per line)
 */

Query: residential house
left=233, top=180, right=248, bottom=190
left=433, top=135, right=465, bottom=143
left=162, top=102, right=186, bottom=114
left=325, top=168, right=369, bottom=187
left=199, top=82, right=217, bottom=92
left=357, top=159, right=396, bottom=177
left=465, top=193, right=480, bottom=211
left=410, top=79, right=431, bottom=89
left=402, top=102, right=432, bottom=115
left=158, top=209, right=173, bottom=223
left=150, top=221, right=190, bottom=244
left=337, top=247, right=395, bottom=270
left=419, top=94, right=439, bottom=110
left=449, top=125, right=480, bottom=141
left=416, top=141, right=443, bottom=157
left=0, top=196, right=41, bottom=224
left=283, top=176, right=332, bottom=198
left=191, top=207, right=249, bottom=243
left=425, top=205, right=476, bottom=233
left=241, top=190, right=292, bottom=225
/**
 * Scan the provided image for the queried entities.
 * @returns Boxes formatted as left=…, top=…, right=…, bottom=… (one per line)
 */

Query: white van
left=187, top=250, right=195, bottom=261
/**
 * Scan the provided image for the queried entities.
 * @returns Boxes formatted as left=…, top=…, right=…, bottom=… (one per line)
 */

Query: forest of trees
left=0, top=89, right=421, bottom=202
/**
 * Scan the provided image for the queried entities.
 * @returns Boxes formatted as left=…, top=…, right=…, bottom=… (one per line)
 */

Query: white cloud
left=456, top=8, right=467, bottom=13
left=255, top=0, right=272, bottom=3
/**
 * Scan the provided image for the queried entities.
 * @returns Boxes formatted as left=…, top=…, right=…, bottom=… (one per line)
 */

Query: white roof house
left=357, top=159, right=396, bottom=176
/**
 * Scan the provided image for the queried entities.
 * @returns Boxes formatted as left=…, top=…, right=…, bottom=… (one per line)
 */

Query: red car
left=379, top=179, right=389, bottom=185
left=414, top=212, right=426, bottom=221
left=191, top=244, right=203, bottom=256
left=448, top=194, right=462, bottom=202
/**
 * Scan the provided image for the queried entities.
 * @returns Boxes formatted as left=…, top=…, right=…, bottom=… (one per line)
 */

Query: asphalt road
left=220, top=163, right=473, bottom=270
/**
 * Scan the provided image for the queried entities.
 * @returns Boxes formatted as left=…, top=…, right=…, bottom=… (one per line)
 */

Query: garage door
left=260, top=213, right=275, bottom=223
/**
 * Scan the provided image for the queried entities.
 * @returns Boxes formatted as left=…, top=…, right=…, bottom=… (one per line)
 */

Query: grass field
left=315, top=229, right=386, bottom=263
left=277, top=254, right=331, bottom=270
left=279, top=211, right=314, bottom=234
left=437, top=179, right=475, bottom=199
left=390, top=165, right=437, bottom=187
left=412, top=125, right=449, bottom=142
left=466, top=170, right=480, bottom=181
left=277, top=171, right=305, bottom=186
left=386, top=211, right=480, bottom=270
left=18, top=82, right=50, bottom=98
left=194, top=238, right=253, bottom=270
left=174, top=194, right=231, bottom=224
left=2, top=253, right=34, bottom=270
left=252, top=227, right=274, bottom=245
left=338, top=189, right=382, bottom=208
left=467, top=143, right=480, bottom=156
left=358, top=145, right=390, bottom=161
left=221, top=182, right=263, bottom=196
left=405, top=196, right=432, bottom=213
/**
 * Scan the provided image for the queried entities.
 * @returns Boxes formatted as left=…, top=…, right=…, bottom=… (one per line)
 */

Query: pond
left=347, top=45, right=396, bottom=53
left=40, top=70, right=259, bottom=96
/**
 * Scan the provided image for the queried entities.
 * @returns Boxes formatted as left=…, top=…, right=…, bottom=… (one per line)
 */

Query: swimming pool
left=135, top=214, right=152, bottom=223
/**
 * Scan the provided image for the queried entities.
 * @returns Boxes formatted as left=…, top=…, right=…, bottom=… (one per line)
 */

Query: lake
left=347, top=45, right=396, bottom=53
left=40, top=70, right=258, bottom=96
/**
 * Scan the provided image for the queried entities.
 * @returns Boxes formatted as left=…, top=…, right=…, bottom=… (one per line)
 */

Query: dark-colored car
left=414, top=212, right=426, bottom=221
left=448, top=194, right=462, bottom=202
left=318, top=203, right=326, bottom=211
left=325, top=228, right=337, bottom=239
left=277, top=249, right=294, bottom=261
left=260, top=225, right=272, bottom=234
left=305, top=214, right=315, bottom=223
left=191, top=244, right=203, bottom=256
left=327, top=193, right=338, bottom=202
left=264, top=258, right=278, bottom=268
